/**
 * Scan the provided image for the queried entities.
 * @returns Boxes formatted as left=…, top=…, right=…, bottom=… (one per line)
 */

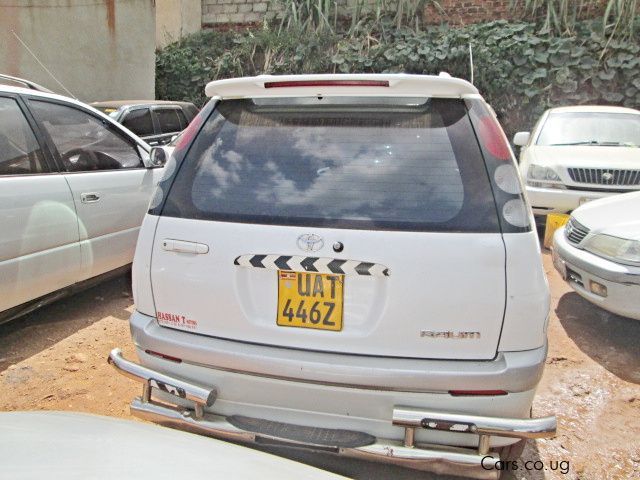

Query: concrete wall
left=156, top=0, right=202, bottom=48
left=0, top=0, right=156, bottom=103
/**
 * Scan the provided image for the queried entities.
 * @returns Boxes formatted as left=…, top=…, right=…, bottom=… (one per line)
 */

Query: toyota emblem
left=602, top=172, right=614, bottom=183
left=297, top=234, right=324, bottom=252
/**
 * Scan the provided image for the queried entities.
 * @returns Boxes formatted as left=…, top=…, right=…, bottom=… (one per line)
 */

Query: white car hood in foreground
left=572, top=191, right=640, bottom=240
left=0, top=411, right=346, bottom=480
left=527, top=145, right=640, bottom=170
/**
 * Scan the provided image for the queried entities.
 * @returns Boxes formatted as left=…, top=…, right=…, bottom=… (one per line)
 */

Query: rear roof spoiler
left=205, top=74, right=479, bottom=99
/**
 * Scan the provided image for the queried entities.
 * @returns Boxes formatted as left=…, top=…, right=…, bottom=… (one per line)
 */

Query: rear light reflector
left=449, top=390, right=508, bottom=396
left=476, top=115, right=511, bottom=160
left=145, top=350, right=182, bottom=363
left=264, top=80, right=390, bottom=89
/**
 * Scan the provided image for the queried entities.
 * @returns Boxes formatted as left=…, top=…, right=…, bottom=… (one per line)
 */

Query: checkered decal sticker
left=234, top=255, right=390, bottom=277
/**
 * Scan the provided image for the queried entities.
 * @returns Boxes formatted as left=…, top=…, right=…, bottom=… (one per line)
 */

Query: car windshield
left=537, top=112, right=640, bottom=147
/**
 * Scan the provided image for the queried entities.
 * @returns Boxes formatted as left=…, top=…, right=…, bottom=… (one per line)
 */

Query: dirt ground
left=1, top=253, right=639, bottom=479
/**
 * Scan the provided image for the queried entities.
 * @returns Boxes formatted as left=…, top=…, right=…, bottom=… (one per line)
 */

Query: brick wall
left=201, top=0, right=269, bottom=26
left=425, top=0, right=512, bottom=25
left=201, top=0, right=609, bottom=28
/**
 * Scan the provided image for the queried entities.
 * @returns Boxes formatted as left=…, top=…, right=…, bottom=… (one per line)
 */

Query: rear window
left=162, top=97, right=499, bottom=232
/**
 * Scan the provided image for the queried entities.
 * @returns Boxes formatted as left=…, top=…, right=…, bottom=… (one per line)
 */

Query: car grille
left=565, top=218, right=590, bottom=245
left=567, top=168, right=640, bottom=186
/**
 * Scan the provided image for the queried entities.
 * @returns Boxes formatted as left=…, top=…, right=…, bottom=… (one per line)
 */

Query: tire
left=496, top=438, right=527, bottom=461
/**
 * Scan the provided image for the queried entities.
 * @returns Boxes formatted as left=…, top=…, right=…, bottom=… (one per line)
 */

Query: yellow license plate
left=543, top=213, right=570, bottom=249
left=276, top=271, right=344, bottom=331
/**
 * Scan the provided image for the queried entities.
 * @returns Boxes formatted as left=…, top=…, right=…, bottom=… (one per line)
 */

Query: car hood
left=0, top=411, right=346, bottom=480
left=573, top=191, right=640, bottom=240
left=527, top=145, right=640, bottom=169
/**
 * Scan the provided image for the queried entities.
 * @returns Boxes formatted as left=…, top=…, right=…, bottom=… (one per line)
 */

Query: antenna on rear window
left=469, top=43, right=475, bottom=85
left=11, top=30, right=77, bottom=99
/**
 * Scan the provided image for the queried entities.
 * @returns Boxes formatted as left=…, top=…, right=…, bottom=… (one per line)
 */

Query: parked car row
left=3, top=71, right=639, bottom=479
left=512, top=104, right=640, bottom=319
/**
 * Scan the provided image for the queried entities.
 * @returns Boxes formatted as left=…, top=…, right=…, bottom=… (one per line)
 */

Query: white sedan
left=0, top=411, right=345, bottom=480
left=0, top=82, right=171, bottom=324
left=553, top=191, right=640, bottom=320
left=514, top=105, right=640, bottom=220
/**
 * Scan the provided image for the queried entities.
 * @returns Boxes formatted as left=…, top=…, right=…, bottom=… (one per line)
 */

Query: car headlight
left=583, top=234, right=640, bottom=266
left=526, top=164, right=566, bottom=189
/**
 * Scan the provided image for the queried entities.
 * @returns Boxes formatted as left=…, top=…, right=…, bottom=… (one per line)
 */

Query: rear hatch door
left=150, top=96, right=507, bottom=360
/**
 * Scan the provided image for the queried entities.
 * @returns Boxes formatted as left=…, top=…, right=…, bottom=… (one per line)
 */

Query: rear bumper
left=129, top=310, right=547, bottom=393
left=108, top=348, right=556, bottom=480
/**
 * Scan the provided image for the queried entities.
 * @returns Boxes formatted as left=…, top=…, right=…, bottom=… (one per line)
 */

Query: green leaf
left=602, top=92, right=624, bottom=102
left=598, top=71, right=616, bottom=81
left=534, top=52, right=549, bottom=63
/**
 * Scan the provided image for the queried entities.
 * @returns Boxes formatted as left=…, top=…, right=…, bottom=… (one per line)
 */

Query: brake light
left=264, top=80, right=390, bottom=89
left=145, top=350, right=182, bottom=363
left=476, top=115, right=511, bottom=160
left=449, top=390, right=508, bottom=396
left=174, top=111, right=205, bottom=152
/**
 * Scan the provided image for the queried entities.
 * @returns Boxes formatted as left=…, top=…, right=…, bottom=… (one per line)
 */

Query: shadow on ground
left=0, top=275, right=132, bottom=372
left=556, top=292, right=640, bottom=384
left=249, top=438, right=548, bottom=480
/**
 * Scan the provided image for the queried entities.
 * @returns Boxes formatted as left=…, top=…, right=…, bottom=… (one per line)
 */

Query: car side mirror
left=149, top=147, right=167, bottom=168
left=513, top=132, right=531, bottom=147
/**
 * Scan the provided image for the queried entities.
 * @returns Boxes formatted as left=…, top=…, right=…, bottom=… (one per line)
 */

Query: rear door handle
left=80, top=192, right=100, bottom=203
left=162, top=239, right=209, bottom=254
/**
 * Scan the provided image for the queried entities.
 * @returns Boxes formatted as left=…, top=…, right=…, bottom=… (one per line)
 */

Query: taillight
left=174, top=110, right=206, bottom=152
left=476, top=115, right=511, bottom=160
left=449, top=390, right=508, bottom=396
left=466, top=97, right=530, bottom=233
left=264, top=80, right=390, bottom=89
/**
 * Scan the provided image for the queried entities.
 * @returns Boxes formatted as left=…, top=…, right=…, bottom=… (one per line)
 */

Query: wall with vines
left=156, top=14, right=640, bottom=137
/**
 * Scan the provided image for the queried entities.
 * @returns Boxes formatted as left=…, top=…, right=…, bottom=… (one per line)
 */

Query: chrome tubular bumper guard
left=108, top=348, right=557, bottom=480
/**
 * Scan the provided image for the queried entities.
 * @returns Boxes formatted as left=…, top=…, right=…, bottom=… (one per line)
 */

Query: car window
left=30, top=100, right=142, bottom=172
left=183, top=105, right=198, bottom=122
left=122, top=108, right=154, bottom=137
left=162, top=98, right=499, bottom=232
left=0, top=97, right=47, bottom=175
left=156, top=108, right=183, bottom=134
left=537, top=112, right=640, bottom=147
left=176, top=109, right=187, bottom=129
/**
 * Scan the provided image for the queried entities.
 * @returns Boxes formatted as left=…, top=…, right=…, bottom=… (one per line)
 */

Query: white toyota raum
left=109, top=74, right=556, bottom=479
